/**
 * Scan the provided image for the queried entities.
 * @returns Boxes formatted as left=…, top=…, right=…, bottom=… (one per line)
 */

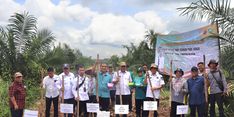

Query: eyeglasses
left=121, top=66, right=126, bottom=67
left=16, top=76, right=22, bottom=78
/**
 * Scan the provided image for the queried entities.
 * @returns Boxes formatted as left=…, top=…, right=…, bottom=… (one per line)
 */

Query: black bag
left=211, top=70, right=224, bottom=92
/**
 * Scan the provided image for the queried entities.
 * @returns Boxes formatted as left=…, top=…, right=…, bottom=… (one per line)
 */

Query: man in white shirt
left=72, top=66, right=89, bottom=116
left=58, top=64, right=75, bottom=117
left=144, top=63, right=165, bottom=117
left=113, top=62, right=132, bottom=117
left=43, top=67, right=60, bottom=117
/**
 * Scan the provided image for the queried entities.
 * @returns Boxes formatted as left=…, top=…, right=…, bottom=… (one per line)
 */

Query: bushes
left=0, top=80, right=11, bottom=117
left=0, top=78, right=41, bottom=116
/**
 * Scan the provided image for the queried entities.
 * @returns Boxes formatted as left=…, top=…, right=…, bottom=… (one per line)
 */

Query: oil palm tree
left=0, top=12, right=55, bottom=78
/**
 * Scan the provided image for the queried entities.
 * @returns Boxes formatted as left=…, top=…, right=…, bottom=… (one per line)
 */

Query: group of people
left=8, top=59, right=227, bottom=117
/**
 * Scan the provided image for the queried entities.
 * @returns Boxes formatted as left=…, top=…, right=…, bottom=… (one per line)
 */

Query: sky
left=0, top=0, right=233, bottom=58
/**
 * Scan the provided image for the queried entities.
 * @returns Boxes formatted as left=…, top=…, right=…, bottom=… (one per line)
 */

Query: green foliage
left=0, top=80, right=11, bottom=117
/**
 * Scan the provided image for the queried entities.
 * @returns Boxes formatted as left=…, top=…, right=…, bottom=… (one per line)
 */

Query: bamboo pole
left=76, top=74, right=80, bottom=117
left=96, top=54, right=100, bottom=103
left=39, top=69, right=45, bottom=117
left=169, top=60, right=173, bottom=108
left=203, top=55, right=208, bottom=104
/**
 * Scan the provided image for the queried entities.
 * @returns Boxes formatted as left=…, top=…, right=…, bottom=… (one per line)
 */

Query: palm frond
left=8, top=12, right=37, bottom=53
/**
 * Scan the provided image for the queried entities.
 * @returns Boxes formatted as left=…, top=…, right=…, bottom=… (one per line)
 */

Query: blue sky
left=2, top=0, right=232, bottom=58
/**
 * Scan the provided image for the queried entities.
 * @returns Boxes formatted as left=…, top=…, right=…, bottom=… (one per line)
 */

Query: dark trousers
left=170, top=101, right=184, bottom=117
left=116, top=95, right=131, bottom=117
left=145, top=98, right=159, bottom=117
left=99, top=97, right=110, bottom=111
left=64, top=98, right=75, bottom=117
left=45, top=96, right=59, bottom=117
left=189, top=103, right=205, bottom=117
left=10, top=108, right=23, bottom=117
left=79, top=100, right=88, bottom=117
left=110, top=90, right=116, bottom=102
left=110, top=90, right=116, bottom=108
left=209, top=93, right=225, bottom=117
left=135, top=99, right=147, bottom=117
left=89, top=95, right=97, bottom=103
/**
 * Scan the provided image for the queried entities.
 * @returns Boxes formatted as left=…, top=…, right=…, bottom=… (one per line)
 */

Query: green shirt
left=133, top=75, right=146, bottom=99
left=97, top=72, right=112, bottom=98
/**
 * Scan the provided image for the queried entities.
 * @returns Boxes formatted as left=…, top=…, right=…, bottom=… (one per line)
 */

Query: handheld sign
left=115, top=105, right=129, bottom=114
left=24, top=109, right=38, bottom=117
left=143, top=101, right=157, bottom=110
left=60, top=103, right=74, bottom=114
left=86, top=103, right=100, bottom=113
left=97, top=111, right=110, bottom=117
left=176, top=105, right=189, bottom=115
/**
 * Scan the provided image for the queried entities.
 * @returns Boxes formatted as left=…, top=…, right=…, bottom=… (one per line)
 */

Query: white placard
left=24, top=109, right=38, bottom=117
left=176, top=105, right=189, bottom=115
left=143, top=101, right=157, bottom=110
left=86, top=103, right=100, bottom=113
left=97, top=111, right=110, bottom=117
left=115, top=105, right=129, bottom=114
left=60, top=103, right=73, bottom=114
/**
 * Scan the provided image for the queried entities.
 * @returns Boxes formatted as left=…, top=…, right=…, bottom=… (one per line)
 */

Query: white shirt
left=146, top=72, right=165, bottom=99
left=113, top=70, right=132, bottom=95
left=58, top=72, right=75, bottom=99
left=43, top=75, right=60, bottom=98
left=72, top=75, right=89, bottom=101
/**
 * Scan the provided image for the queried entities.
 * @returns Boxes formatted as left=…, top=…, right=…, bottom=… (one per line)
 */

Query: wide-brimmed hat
left=208, top=59, right=218, bottom=66
left=150, top=63, right=158, bottom=69
left=174, top=68, right=184, bottom=76
left=119, top=62, right=127, bottom=66
left=14, top=72, right=23, bottom=78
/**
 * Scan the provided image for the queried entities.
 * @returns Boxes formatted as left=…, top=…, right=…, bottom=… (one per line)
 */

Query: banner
left=155, top=24, right=219, bottom=78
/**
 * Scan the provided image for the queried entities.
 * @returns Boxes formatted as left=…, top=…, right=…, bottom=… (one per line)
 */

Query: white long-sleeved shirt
left=43, top=75, right=60, bottom=98
left=113, top=70, right=132, bottom=95
left=58, top=72, right=75, bottom=99
left=72, top=75, right=89, bottom=101
left=146, top=72, right=165, bottom=99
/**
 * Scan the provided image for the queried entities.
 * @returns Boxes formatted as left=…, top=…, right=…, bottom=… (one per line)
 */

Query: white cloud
left=134, top=11, right=167, bottom=32
left=0, top=0, right=215, bottom=58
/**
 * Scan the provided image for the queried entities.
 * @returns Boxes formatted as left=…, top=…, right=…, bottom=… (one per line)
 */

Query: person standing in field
left=9, top=72, right=26, bottom=117
left=170, top=68, right=187, bottom=117
left=112, top=62, right=133, bottom=117
left=207, top=59, right=227, bottom=117
left=58, top=64, right=75, bottom=117
left=197, top=62, right=209, bottom=117
left=43, top=67, right=60, bottom=117
left=186, top=66, right=206, bottom=117
left=97, top=63, right=112, bottom=111
left=144, top=63, right=165, bottom=117
left=72, top=66, right=89, bottom=116
left=133, top=67, right=147, bottom=117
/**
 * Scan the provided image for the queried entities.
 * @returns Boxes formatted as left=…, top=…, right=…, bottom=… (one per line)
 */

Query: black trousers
left=99, top=97, right=110, bottom=111
left=10, top=108, right=23, bottom=117
left=116, top=95, right=131, bottom=117
left=145, top=97, right=159, bottom=117
left=110, top=90, right=116, bottom=102
left=209, top=93, right=225, bottom=117
left=45, top=96, right=59, bottom=117
left=170, top=101, right=184, bottom=117
left=64, top=98, right=75, bottom=117
left=135, top=99, right=147, bottom=117
left=189, top=103, right=205, bottom=117
left=79, top=100, right=89, bottom=117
